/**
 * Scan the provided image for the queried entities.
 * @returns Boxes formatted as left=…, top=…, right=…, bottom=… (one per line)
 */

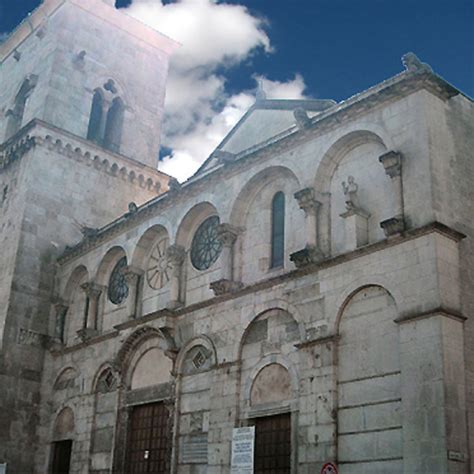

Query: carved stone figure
left=342, top=175, right=360, bottom=210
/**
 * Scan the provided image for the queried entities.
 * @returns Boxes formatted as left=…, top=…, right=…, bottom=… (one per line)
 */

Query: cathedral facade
left=0, top=1, right=473, bottom=473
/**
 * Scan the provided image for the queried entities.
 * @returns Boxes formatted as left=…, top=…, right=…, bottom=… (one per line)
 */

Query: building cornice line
left=51, top=221, right=465, bottom=356
left=56, top=71, right=467, bottom=264
left=0, top=119, right=169, bottom=195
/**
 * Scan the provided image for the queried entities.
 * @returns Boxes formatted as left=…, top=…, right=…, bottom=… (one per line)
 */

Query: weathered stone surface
left=0, top=4, right=473, bottom=472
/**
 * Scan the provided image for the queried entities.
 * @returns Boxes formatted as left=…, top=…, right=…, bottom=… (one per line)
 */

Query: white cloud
left=124, top=0, right=307, bottom=182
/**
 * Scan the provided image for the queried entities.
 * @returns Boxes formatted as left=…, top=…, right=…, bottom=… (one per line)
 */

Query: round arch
left=229, top=165, right=301, bottom=228
left=114, top=326, right=176, bottom=384
left=243, top=356, right=299, bottom=404
left=94, top=246, right=128, bottom=285
left=63, top=265, right=89, bottom=302
left=236, top=303, right=305, bottom=362
left=131, top=224, right=169, bottom=269
left=52, top=406, right=75, bottom=441
left=314, top=129, right=388, bottom=193
left=53, top=366, right=79, bottom=391
left=331, top=276, right=403, bottom=335
left=175, top=201, right=219, bottom=248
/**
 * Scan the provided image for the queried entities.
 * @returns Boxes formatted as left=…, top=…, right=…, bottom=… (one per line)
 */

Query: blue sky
left=1, top=0, right=473, bottom=179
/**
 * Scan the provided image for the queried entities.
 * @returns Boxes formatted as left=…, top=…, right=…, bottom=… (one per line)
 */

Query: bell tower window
left=86, top=90, right=104, bottom=143
left=86, top=80, right=125, bottom=153
left=103, top=97, right=124, bottom=153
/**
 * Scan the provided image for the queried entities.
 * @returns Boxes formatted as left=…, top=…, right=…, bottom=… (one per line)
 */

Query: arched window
left=5, top=75, right=37, bottom=140
left=86, top=83, right=125, bottom=153
left=103, top=97, right=124, bottom=153
left=86, top=90, right=104, bottom=143
left=270, top=191, right=285, bottom=268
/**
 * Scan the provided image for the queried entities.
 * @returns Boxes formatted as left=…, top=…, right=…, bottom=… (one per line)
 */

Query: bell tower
left=0, top=0, right=178, bottom=166
left=0, top=1, right=177, bottom=471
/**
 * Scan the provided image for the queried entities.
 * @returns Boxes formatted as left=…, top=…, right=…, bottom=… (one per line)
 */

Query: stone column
left=123, top=265, right=144, bottom=319
left=210, top=224, right=243, bottom=296
left=166, top=244, right=185, bottom=310
left=379, top=151, right=405, bottom=236
left=290, top=187, right=324, bottom=267
left=78, top=282, right=103, bottom=339
left=53, top=301, right=68, bottom=343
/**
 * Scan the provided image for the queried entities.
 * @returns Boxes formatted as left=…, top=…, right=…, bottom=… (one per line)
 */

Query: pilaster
left=379, top=151, right=405, bottom=237
left=290, top=187, right=324, bottom=268
left=210, top=223, right=243, bottom=296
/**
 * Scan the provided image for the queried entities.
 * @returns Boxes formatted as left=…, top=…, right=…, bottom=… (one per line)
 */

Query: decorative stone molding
left=402, top=52, right=433, bottom=73
left=76, top=327, right=99, bottom=341
left=167, top=177, right=181, bottom=194
left=290, top=245, right=324, bottom=268
left=17, top=327, right=47, bottom=347
left=293, top=107, right=311, bottom=129
left=379, top=151, right=402, bottom=178
left=0, top=120, right=167, bottom=196
left=380, top=216, right=405, bottom=237
left=210, top=279, right=244, bottom=296
left=0, top=134, right=37, bottom=169
left=217, top=223, right=240, bottom=247
left=294, top=187, right=321, bottom=216
left=211, top=150, right=236, bottom=165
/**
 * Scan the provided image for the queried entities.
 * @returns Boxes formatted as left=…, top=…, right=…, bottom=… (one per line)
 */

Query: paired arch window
left=270, top=192, right=285, bottom=268
left=87, top=82, right=125, bottom=153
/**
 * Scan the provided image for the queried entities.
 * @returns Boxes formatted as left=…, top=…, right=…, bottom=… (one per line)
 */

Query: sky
left=1, top=0, right=473, bottom=181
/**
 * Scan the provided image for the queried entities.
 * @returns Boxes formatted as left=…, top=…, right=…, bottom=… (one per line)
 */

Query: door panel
left=51, top=440, right=72, bottom=474
left=254, top=413, right=291, bottom=473
left=127, top=402, right=172, bottom=474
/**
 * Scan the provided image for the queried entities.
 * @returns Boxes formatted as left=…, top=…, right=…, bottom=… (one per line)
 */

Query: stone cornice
left=395, top=306, right=466, bottom=324
left=0, top=119, right=169, bottom=193
left=56, top=70, right=468, bottom=264
left=52, top=221, right=466, bottom=357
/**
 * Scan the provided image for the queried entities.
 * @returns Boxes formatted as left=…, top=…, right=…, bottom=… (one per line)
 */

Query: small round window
left=190, top=216, right=222, bottom=271
left=108, top=256, right=129, bottom=304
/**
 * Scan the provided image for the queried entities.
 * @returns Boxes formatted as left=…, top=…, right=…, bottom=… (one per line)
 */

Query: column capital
left=123, top=265, right=144, bottom=284
left=217, top=223, right=241, bottom=247
left=166, top=244, right=186, bottom=267
left=294, top=187, right=321, bottom=215
left=80, top=282, right=105, bottom=299
left=379, top=150, right=402, bottom=178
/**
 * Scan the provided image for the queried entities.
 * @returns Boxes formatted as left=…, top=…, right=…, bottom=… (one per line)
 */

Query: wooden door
left=254, top=413, right=291, bottom=473
left=126, top=402, right=172, bottom=474
left=51, top=440, right=72, bottom=474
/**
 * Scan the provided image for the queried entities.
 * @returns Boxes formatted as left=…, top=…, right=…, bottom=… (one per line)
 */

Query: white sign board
left=0, top=463, right=6, bottom=474
left=231, top=426, right=255, bottom=473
